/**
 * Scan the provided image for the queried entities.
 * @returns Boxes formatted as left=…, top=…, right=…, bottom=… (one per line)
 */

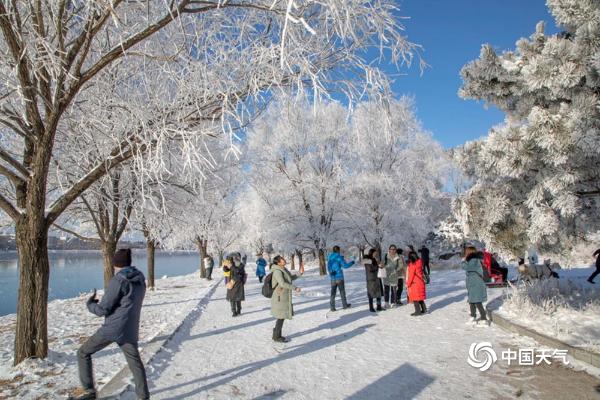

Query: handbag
left=226, top=280, right=235, bottom=290
left=377, top=267, right=387, bottom=279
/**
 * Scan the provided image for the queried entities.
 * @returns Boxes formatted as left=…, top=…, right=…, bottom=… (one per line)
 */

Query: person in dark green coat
left=271, top=255, right=303, bottom=342
left=462, top=246, right=488, bottom=323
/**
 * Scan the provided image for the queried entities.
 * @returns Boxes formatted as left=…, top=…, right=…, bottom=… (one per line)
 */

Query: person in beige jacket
left=270, top=255, right=303, bottom=342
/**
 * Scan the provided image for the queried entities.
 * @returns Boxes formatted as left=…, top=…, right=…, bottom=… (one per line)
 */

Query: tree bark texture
left=147, top=239, right=156, bottom=290
left=14, top=219, right=50, bottom=365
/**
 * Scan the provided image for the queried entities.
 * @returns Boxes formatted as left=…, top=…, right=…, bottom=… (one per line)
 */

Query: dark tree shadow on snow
left=427, top=292, right=467, bottom=313
left=251, top=389, right=288, bottom=399
left=150, top=324, right=376, bottom=399
left=346, top=363, right=435, bottom=400
left=290, top=308, right=374, bottom=339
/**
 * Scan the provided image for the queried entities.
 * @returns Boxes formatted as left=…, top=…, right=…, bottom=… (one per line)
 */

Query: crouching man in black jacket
left=69, top=248, right=149, bottom=400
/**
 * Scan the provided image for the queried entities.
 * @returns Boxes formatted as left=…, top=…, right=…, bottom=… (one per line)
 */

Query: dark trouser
left=588, top=265, right=600, bottom=282
left=396, top=279, right=404, bottom=303
left=77, top=332, right=149, bottom=399
left=206, top=267, right=213, bottom=280
left=413, top=301, right=427, bottom=314
left=423, top=261, right=430, bottom=276
left=330, top=280, right=348, bottom=310
left=469, top=302, right=487, bottom=319
left=389, top=286, right=398, bottom=304
left=273, top=318, right=284, bottom=339
left=258, top=275, right=264, bottom=283
left=368, top=295, right=382, bottom=309
left=383, top=284, right=390, bottom=303
left=230, top=300, right=242, bottom=314
left=491, top=266, right=508, bottom=282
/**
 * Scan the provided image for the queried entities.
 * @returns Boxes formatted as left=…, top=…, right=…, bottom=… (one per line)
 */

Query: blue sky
left=391, top=0, right=560, bottom=148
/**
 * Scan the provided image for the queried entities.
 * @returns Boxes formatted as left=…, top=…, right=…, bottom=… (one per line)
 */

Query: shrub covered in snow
left=500, top=278, right=600, bottom=351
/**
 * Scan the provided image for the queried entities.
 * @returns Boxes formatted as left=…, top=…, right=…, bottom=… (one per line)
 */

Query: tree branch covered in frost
left=0, top=0, right=420, bottom=224
left=453, top=0, right=600, bottom=259
left=244, top=95, right=350, bottom=256
left=241, top=95, right=449, bottom=256
left=342, top=98, right=450, bottom=251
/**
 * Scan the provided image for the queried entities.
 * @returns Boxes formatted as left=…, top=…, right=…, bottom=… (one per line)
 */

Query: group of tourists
left=73, top=242, right=600, bottom=399
left=359, top=245, right=429, bottom=316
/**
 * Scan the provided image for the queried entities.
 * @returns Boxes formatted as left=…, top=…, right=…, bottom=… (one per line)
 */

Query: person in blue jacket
left=327, top=245, right=355, bottom=311
left=256, top=253, right=267, bottom=283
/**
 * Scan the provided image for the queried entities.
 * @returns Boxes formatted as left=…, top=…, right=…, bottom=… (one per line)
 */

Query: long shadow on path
left=346, top=363, right=435, bottom=400
left=150, top=324, right=376, bottom=399
left=427, top=292, right=467, bottom=313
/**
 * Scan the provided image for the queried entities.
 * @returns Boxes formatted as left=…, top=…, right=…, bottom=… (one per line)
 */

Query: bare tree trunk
left=196, top=237, right=208, bottom=278
left=290, top=253, right=295, bottom=270
left=147, top=239, right=156, bottom=290
left=318, top=248, right=327, bottom=275
left=375, top=241, right=382, bottom=262
left=101, top=240, right=117, bottom=289
left=358, top=245, right=365, bottom=260
left=295, top=249, right=303, bottom=269
left=218, top=251, right=224, bottom=270
left=14, top=219, right=49, bottom=365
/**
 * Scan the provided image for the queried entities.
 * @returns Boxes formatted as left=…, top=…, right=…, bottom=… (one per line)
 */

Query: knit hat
left=112, top=248, right=132, bottom=268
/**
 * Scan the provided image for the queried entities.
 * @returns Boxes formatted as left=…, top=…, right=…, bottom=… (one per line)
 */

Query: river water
left=0, top=250, right=203, bottom=316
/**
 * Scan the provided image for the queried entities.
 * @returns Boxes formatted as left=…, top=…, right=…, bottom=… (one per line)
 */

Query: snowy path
left=144, top=267, right=600, bottom=400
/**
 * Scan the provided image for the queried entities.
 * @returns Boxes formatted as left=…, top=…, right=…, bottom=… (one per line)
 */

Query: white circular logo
left=467, top=342, right=498, bottom=372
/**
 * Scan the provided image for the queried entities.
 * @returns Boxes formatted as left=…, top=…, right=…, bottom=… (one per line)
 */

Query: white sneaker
left=384, top=302, right=390, bottom=309
left=465, top=317, right=477, bottom=325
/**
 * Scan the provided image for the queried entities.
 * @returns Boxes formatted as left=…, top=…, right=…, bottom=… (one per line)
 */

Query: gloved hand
left=87, top=289, right=98, bottom=304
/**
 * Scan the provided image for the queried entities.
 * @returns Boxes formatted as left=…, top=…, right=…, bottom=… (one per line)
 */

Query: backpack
left=261, top=272, right=276, bottom=298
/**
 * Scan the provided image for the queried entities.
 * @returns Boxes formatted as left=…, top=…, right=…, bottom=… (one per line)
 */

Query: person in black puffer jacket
left=225, top=252, right=246, bottom=317
left=69, top=249, right=148, bottom=400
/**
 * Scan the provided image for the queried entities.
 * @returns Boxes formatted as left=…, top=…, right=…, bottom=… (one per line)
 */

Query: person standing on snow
left=69, top=249, right=149, bottom=400
left=256, top=253, right=267, bottom=283
left=327, top=245, right=355, bottom=311
left=270, top=255, right=303, bottom=342
left=462, top=246, right=489, bottom=324
left=225, top=253, right=246, bottom=317
left=588, top=248, right=600, bottom=284
left=203, top=253, right=215, bottom=280
left=407, top=251, right=427, bottom=316
left=418, top=245, right=431, bottom=277
left=363, top=248, right=384, bottom=312
left=383, top=245, right=404, bottom=307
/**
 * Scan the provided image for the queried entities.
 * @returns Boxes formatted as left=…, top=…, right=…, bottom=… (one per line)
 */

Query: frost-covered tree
left=172, top=159, right=244, bottom=277
left=0, top=0, right=418, bottom=363
left=455, top=0, right=600, bottom=259
left=343, top=98, right=449, bottom=254
left=247, top=97, right=351, bottom=274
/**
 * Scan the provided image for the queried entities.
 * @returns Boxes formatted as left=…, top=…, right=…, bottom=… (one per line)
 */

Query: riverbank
left=0, top=251, right=203, bottom=316
left=0, top=273, right=217, bottom=399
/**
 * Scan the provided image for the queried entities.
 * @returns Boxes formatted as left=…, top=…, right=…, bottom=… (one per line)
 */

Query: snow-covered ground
left=143, top=264, right=599, bottom=399
left=497, top=267, right=600, bottom=352
left=0, top=274, right=217, bottom=399
left=1, top=264, right=599, bottom=400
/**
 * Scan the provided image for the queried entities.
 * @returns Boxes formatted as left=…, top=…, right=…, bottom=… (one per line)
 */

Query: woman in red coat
left=407, top=252, right=427, bottom=316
